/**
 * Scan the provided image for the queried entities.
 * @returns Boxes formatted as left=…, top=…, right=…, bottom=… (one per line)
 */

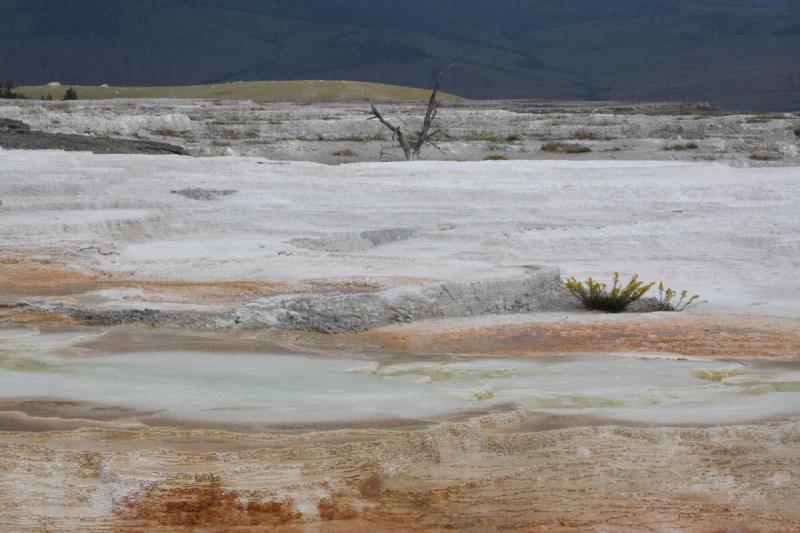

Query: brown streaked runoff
left=352, top=313, right=800, bottom=360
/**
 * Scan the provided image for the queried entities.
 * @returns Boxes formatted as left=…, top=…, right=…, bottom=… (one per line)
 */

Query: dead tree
left=368, top=66, right=453, bottom=161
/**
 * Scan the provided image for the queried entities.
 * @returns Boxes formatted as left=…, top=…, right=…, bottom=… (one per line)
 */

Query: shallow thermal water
left=1, top=328, right=799, bottom=426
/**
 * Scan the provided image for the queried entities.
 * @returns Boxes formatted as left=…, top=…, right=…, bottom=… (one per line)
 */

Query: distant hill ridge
left=2, top=0, right=799, bottom=110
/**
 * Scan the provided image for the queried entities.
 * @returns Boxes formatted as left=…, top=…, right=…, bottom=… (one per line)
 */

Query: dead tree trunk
left=368, top=101, right=413, bottom=160
left=368, top=66, right=453, bottom=161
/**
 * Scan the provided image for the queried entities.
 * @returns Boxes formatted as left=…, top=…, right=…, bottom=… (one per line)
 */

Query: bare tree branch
left=412, top=64, right=453, bottom=159
left=426, top=139, right=446, bottom=154
left=367, top=100, right=412, bottom=160
left=366, top=65, right=454, bottom=161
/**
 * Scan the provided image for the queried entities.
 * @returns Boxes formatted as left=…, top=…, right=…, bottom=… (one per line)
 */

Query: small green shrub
left=541, top=142, right=558, bottom=152
left=333, top=149, right=357, bottom=157
left=664, top=142, right=699, bottom=151
left=63, top=87, right=78, bottom=101
left=563, top=144, right=592, bottom=154
left=483, top=154, right=508, bottom=161
left=793, top=127, right=800, bottom=138
left=541, top=142, right=592, bottom=154
left=654, top=282, right=699, bottom=312
left=565, top=273, right=655, bottom=313
left=505, top=134, right=522, bottom=142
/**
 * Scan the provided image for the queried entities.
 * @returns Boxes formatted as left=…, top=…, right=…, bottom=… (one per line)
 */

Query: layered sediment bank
left=0, top=322, right=799, bottom=531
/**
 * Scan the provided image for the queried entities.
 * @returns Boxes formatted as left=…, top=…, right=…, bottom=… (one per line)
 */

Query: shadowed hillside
left=2, top=0, right=799, bottom=109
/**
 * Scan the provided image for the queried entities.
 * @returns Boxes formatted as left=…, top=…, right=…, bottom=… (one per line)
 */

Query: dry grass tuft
left=541, top=142, right=592, bottom=154
left=664, top=142, right=699, bottom=151
left=572, top=129, right=600, bottom=140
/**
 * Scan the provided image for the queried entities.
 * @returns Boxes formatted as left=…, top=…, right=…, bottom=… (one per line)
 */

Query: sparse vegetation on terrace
left=483, top=154, right=508, bottom=161
left=541, top=142, right=592, bottom=154
left=565, top=273, right=655, bottom=313
left=655, top=282, right=699, bottom=312
left=333, top=149, right=357, bottom=157
left=572, top=129, right=600, bottom=140
left=746, top=114, right=785, bottom=123
left=471, top=134, right=499, bottom=142
left=750, top=152, right=782, bottom=161
left=793, top=126, right=800, bottom=138
left=664, top=142, right=699, bottom=151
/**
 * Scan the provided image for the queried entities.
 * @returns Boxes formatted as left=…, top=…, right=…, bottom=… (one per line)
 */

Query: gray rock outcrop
left=0, top=118, right=188, bottom=155
left=231, top=269, right=575, bottom=332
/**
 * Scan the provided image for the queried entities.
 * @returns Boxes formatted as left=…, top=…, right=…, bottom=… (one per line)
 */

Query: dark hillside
left=2, top=0, right=798, bottom=109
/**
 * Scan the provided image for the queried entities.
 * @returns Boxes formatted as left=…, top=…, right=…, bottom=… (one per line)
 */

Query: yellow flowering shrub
left=655, top=282, right=699, bottom=312
left=565, top=272, right=655, bottom=313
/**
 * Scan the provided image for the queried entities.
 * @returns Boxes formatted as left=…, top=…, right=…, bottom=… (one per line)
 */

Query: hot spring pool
left=1, top=328, right=798, bottom=426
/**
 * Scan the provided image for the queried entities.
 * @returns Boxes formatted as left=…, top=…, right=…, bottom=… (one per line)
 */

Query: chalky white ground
left=2, top=150, right=800, bottom=424
left=2, top=148, right=800, bottom=531
left=1, top=149, right=798, bottom=315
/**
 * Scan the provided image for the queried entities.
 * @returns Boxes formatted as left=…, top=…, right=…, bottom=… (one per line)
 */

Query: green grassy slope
left=17, top=80, right=462, bottom=103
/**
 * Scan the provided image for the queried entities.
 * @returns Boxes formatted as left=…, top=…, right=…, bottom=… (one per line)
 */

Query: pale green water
left=1, top=328, right=799, bottom=426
